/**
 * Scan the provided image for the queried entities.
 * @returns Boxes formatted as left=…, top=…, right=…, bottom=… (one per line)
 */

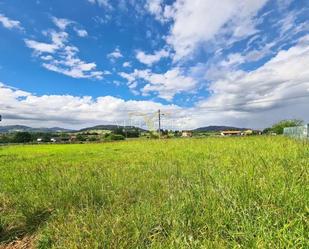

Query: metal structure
left=128, top=111, right=158, bottom=131
left=284, top=124, right=309, bottom=139
left=129, top=109, right=172, bottom=138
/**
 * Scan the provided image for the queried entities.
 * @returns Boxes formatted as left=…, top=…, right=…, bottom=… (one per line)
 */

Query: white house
left=182, top=130, right=193, bottom=137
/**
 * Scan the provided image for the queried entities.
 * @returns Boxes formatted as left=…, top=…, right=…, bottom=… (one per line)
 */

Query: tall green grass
left=0, top=137, right=308, bottom=248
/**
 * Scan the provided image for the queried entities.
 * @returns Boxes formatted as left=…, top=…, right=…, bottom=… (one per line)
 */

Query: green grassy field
left=0, top=137, right=308, bottom=248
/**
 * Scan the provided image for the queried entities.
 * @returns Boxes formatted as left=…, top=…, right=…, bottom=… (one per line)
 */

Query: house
left=50, top=137, right=61, bottom=143
left=221, top=130, right=242, bottom=136
left=182, top=130, right=193, bottom=137
left=242, top=130, right=253, bottom=136
left=69, top=135, right=77, bottom=142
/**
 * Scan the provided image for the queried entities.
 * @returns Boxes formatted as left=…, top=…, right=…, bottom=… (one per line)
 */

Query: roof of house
left=221, top=130, right=242, bottom=134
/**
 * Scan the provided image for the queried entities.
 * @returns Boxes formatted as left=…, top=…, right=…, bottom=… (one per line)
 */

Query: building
left=182, top=130, right=193, bottom=137
left=242, top=130, right=253, bottom=135
left=50, top=137, right=61, bottom=143
left=221, top=130, right=242, bottom=136
left=69, top=135, right=77, bottom=142
left=284, top=124, right=309, bottom=139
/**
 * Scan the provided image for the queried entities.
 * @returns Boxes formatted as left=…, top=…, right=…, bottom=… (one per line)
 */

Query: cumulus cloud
left=0, top=13, right=23, bottom=30
left=194, top=35, right=309, bottom=126
left=123, top=61, right=131, bottom=68
left=108, top=48, right=123, bottom=61
left=0, top=82, right=181, bottom=129
left=136, top=49, right=170, bottom=66
left=119, top=35, right=309, bottom=129
left=74, top=28, right=88, bottom=37
left=120, top=67, right=197, bottom=101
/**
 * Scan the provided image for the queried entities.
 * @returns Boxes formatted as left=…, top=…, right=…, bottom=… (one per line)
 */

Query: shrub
left=105, top=134, right=125, bottom=141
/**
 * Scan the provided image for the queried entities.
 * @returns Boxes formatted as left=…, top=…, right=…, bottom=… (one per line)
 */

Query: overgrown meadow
left=0, top=137, right=308, bottom=248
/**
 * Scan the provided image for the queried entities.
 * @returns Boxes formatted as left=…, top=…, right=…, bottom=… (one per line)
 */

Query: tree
left=270, top=119, right=303, bottom=134
left=262, top=127, right=272, bottom=134
left=0, top=135, right=11, bottom=144
left=13, top=132, right=32, bottom=143
left=126, top=128, right=140, bottom=138
left=113, top=127, right=140, bottom=138
left=76, top=134, right=87, bottom=141
left=174, top=130, right=181, bottom=137
left=113, top=127, right=125, bottom=136
left=33, top=132, right=52, bottom=142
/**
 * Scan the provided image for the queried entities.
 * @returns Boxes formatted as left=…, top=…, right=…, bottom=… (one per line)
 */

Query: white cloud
left=40, top=55, right=53, bottom=61
left=0, top=82, right=180, bottom=129
left=120, top=67, right=197, bottom=101
left=25, top=30, right=103, bottom=79
left=165, top=0, right=268, bottom=60
left=107, top=35, right=309, bottom=129
left=108, top=48, right=123, bottom=61
left=51, top=16, right=89, bottom=38
left=0, top=14, right=22, bottom=30
left=41, top=45, right=104, bottom=79
left=123, top=61, right=131, bottom=68
left=136, top=49, right=170, bottom=66
left=74, top=28, right=88, bottom=37
left=24, top=39, right=59, bottom=54
left=196, top=35, right=309, bottom=124
left=87, top=0, right=111, bottom=9
left=145, top=0, right=167, bottom=23
left=52, top=17, right=72, bottom=30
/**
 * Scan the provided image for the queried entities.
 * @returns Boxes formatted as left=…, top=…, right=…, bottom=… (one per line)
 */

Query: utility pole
left=158, top=109, right=165, bottom=139
left=158, top=109, right=161, bottom=139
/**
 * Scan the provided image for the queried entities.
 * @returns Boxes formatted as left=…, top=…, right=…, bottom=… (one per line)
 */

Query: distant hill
left=0, top=125, right=73, bottom=133
left=0, top=124, right=147, bottom=134
left=193, top=126, right=248, bottom=132
left=78, top=125, right=147, bottom=133
left=0, top=124, right=249, bottom=133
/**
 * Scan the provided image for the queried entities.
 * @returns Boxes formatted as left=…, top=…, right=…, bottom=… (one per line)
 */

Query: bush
left=105, top=134, right=125, bottom=141
left=88, top=136, right=99, bottom=142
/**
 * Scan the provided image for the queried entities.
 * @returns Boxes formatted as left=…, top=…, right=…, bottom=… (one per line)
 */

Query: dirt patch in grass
left=0, top=236, right=35, bottom=249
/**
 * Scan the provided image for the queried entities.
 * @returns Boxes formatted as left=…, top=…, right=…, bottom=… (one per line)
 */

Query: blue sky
left=0, top=0, right=308, bottom=129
